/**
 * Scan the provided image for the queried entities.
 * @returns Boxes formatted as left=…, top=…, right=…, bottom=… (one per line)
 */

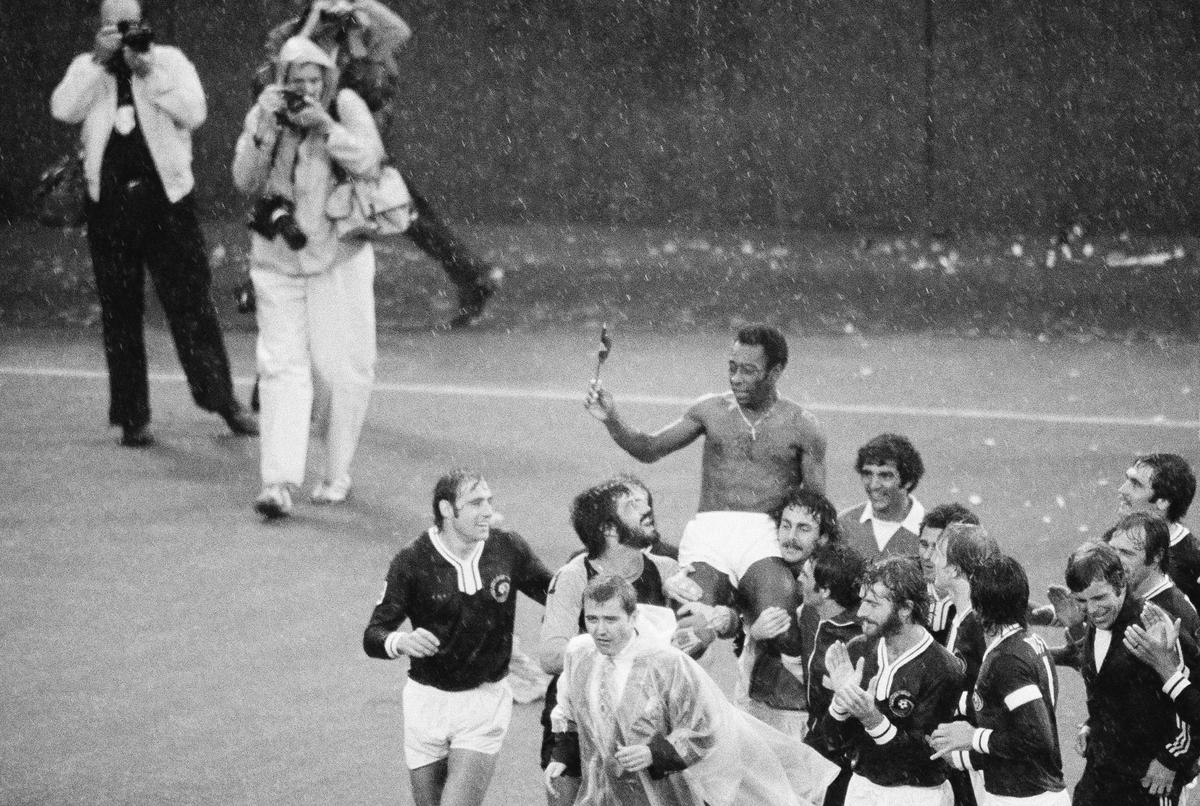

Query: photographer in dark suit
left=50, top=0, right=256, bottom=447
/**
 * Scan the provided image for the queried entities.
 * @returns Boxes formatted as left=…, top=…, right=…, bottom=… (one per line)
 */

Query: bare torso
left=689, top=393, right=823, bottom=513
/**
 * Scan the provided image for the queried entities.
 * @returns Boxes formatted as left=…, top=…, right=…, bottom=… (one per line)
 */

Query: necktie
left=114, top=64, right=137, bottom=136
left=597, top=657, right=618, bottom=750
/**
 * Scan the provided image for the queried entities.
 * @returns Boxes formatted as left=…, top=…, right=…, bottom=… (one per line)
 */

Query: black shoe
left=120, top=424, right=155, bottom=447
left=449, top=269, right=503, bottom=329
left=221, top=405, right=259, bottom=437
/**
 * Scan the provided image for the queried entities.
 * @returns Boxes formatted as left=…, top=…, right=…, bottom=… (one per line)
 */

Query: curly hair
left=569, top=479, right=634, bottom=559
left=862, top=555, right=929, bottom=627
left=771, top=487, right=841, bottom=542
left=855, top=433, right=925, bottom=491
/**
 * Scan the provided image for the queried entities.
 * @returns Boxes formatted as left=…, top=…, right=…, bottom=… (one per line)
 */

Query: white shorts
left=845, top=774, right=953, bottom=806
left=983, top=790, right=1070, bottom=806
left=402, top=678, right=513, bottom=769
left=679, top=511, right=780, bottom=586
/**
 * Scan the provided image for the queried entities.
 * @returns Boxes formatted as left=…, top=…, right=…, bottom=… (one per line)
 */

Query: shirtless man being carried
left=585, top=324, right=827, bottom=657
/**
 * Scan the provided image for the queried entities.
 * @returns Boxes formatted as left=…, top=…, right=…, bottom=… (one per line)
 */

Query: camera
left=318, top=1, right=356, bottom=24
left=275, top=89, right=309, bottom=128
left=117, top=21, right=154, bottom=53
left=248, top=196, right=307, bottom=251
left=281, top=89, right=309, bottom=114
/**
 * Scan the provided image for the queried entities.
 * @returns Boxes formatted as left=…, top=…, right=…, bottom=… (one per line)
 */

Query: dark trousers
left=1073, top=762, right=1181, bottom=806
left=86, top=192, right=236, bottom=429
left=403, top=180, right=492, bottom=291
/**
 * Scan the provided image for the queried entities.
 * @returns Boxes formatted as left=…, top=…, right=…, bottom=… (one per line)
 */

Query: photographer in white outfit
left=232, top=35, right=384, bottom=518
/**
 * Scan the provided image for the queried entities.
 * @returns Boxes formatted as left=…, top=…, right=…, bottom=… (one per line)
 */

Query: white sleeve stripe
left=972, top=728, right=992, bottom=754
left=867, top=717, right=897, bottom=744
left=1004, top=684, right=1043, bottom=711
left=958, top=691, right=969, bottom=716
left=957, top=750, right=975, bottom=770
left=1165, top=670, right=1191, bottom=700
left=384, top=631, right=403, bottom=659
left=868, top=719, right=897, bottom=748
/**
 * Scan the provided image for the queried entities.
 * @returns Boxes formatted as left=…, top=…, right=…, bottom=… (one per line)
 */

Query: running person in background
left=585, top=324, right=826, bottom=662
left=258, top=0, right=502, bottom=328
left=362, top=469, right=551, bottom=806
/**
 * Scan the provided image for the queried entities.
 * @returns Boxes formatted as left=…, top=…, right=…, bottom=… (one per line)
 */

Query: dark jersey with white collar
left=820, top=630, right=962, bottom=788
left=363, top=527, right=551, bottom=691
left=949, top=627, right=1066, bottom=798
left=1168, top=526, right=1200, bottom=616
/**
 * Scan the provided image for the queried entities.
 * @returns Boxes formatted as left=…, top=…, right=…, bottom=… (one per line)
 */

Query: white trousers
left=251, top=248, right=376, bottom=488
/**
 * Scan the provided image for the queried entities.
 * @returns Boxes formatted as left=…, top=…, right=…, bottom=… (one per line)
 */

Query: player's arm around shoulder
left=537, top=557, right=588, bottom=674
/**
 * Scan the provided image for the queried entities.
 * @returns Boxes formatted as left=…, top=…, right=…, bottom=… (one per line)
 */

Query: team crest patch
left=887, top=689, right=915, bottom=718
left=972, top=692, right=984, bottom=713
left=490, top=575, right=512, bottom=603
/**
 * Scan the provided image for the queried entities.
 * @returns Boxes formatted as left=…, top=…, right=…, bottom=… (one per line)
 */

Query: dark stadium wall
left=4, top=0, right=1199, bottom=231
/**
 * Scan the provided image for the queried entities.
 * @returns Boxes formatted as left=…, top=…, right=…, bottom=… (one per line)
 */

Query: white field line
left=2, top=364, right=1198, bottom=430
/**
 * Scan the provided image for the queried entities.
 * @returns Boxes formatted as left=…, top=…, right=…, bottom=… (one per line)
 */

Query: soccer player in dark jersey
left=929, top=555, right=1068, bottom=805
left=585, top=324, right=825, bottom=669
left=921, top=503, right=981, bottom=647
left=933, top=523, right=999, bottom=695
left=931, top=523, right=998, bottom=806
left=363, top=469, right=552, bottom=806
left=1062, top=541, right=1191, bottom=806
left=536, top=477, right=696, bottom=806
left=797, top=541, right=866, bottom=806
left=1119, top=453, right=1200, bottom=613
left=817, top=555, right=963, bottom=805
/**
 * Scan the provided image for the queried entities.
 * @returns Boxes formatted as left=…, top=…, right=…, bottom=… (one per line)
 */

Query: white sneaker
left=311, top=476, right=352, bottom=505
left=254, top=483, right=293, bottom=519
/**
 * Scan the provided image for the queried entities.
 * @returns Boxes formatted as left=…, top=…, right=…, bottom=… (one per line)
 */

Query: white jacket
left=50, top=45, right=206, bottom=203
left=232, top=88, right=383, bottom=276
